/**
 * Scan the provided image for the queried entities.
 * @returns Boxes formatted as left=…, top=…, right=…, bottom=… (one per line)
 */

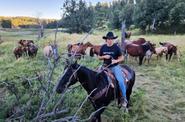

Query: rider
left=98, top=31, right=127, bottom=108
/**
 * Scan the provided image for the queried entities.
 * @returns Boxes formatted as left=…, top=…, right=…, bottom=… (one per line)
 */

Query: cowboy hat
left=102, top=32, right=118, bottom=40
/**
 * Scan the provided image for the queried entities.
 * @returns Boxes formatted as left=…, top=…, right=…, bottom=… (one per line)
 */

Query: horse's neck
left=142, top=44, right=150, bottom=52
left=77, top=67, right=98, bottom=94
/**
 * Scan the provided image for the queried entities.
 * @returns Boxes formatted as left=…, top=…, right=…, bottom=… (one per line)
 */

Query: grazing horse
left=28, top=44, right=38, bottom=57
left=155, top=46, right=168, bottom=60
left=89, top=45, right=102, bottom=57
left=56, top=61, right=135, bottom=122
left=126, top=41, right=155, bottom=65
left=43, top=45, right=54, bottom=58
left=159, top=42, right=177, bottom=61
left=13, top=46, right=23, bottom=59
left=67, top=42, right=93, bottom=58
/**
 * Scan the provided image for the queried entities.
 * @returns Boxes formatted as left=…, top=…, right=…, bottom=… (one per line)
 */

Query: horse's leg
left=139, top=56, right=144, bottom=65
left=91, top=107, right=105, bottom=122
left=169, top=53, right=173, bottom=61
left=166, top=54, right=168, bottom=61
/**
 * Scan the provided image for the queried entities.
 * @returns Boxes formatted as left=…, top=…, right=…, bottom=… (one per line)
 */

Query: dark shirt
left=99, top=43, right=122, bottom=67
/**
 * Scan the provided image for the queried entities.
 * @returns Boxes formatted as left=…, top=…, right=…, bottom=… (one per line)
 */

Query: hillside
left=0, top=16, right=57, bottom=27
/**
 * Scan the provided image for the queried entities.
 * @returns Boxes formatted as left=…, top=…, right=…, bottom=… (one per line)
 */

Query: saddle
left=103, top=67, right=130, bottom=88
left=91, top=66, right=130, bottom=101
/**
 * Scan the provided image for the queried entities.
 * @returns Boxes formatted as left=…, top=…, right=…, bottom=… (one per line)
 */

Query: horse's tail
left=90, top=47, right=94, bottom=57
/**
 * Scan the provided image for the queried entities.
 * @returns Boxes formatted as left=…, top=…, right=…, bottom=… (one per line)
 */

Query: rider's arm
left=111, top=55, right=124, bottom=64
left=98, top=55, right=111, bottom=60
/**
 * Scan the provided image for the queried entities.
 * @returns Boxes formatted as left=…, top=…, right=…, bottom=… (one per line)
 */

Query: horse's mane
left=78, top=65, right=109, bottom=92
left=141, top=42, right=151, bottom=52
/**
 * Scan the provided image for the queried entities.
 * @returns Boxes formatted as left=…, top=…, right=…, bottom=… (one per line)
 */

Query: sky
left=0, top=0, right=114, bottom=19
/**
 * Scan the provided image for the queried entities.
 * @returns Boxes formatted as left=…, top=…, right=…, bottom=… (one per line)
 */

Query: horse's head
left=171, top=45, right=177, bottom=55
left=56, top=60, right=79, bottom=93
left=147, top=41, right=156, bottom=53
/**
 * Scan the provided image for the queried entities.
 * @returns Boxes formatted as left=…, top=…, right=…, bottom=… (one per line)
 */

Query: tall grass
left=0, top=29, right=185, bottom=121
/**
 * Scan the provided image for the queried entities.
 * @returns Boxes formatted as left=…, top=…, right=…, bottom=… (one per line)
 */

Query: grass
left=0, top=28, right=185, bottom=121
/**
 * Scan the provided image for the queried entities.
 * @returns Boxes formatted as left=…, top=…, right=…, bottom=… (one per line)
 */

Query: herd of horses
left=67, top=38, right=177, bottom=65
left=13, top=40, right=38, bottom=59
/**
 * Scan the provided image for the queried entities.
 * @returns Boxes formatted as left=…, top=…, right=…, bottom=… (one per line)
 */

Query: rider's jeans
left=109, top=65, right=127, bottom=100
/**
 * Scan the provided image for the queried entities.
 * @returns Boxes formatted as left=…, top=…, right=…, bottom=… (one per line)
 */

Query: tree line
left=0, top=16, right=57, bottom=28
left=60, top=0, right=185, bottom=34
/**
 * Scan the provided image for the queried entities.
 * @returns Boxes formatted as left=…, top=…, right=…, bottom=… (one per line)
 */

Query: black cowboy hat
left=103, top=32, right=118, bottom=40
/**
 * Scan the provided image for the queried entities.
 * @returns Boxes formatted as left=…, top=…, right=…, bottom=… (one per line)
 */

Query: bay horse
left=126, top=41, right=155, bottom=65
left=56, top=61, right=135, bottom=122
left=159, top=42, right=177, bottom=61
left=67, top=42, right=93, bottom=58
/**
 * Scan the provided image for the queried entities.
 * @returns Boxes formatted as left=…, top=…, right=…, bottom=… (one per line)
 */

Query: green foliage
left=61, top=0, right=94, bottom=33
left=1, top=19, right=12, bottom=28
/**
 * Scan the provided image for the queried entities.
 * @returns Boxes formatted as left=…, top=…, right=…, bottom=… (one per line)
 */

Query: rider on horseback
left=98, top=32, right=128, bottom=108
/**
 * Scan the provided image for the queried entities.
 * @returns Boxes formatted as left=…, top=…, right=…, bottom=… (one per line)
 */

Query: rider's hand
left=103, top=55, right=111, bottom=59
left=111, top=59, right=118, bottom=64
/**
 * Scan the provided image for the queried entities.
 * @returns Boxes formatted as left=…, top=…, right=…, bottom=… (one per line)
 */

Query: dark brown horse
left=159, top=42, right=177, bottom=61
left=13, top=46, right=24, bottom=59
left=126, top=41, right=155, bottom=65
left=28, top=44, right=38, bottom=57
left=56, top=61, right=135, bottom=122
left=67, top=42, right=93, bottom=58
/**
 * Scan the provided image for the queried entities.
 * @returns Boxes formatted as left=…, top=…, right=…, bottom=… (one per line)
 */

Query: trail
left=135, top=70, right=185, bottom=122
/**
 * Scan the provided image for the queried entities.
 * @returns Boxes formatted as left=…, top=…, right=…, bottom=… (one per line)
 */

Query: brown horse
left=13, top=46, right=24, bottom=59
left=159, top=42, right=177, bottom=61
left=89, top=45, right=102, bottom=57
left=131, top=38, right=146, bottom=45
left=67, top=42, right=93, bottom=58
left=126, top=41, right=155, bottom=65
left=28, top=44, right=38, bottom=57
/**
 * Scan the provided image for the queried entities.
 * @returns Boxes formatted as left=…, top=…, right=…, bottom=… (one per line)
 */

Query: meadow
left=0, top=29, right=185, bottom=121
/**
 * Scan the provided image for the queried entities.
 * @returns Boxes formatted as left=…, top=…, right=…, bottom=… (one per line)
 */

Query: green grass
left=0, top=28, right=185, bottom=121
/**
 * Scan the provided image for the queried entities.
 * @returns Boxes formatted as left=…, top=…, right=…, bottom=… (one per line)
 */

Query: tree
left=169, top=2, right=185, bottom=33
left=119, top=4, right=134, bottom=29
left=61, top=0, right=94, bottom=33
left=94, top=2, right=110, bottom=30
left=1, top=20, right=12, bottom=28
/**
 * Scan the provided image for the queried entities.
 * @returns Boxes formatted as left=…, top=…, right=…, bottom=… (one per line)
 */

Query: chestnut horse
left=89, top=45, right=102, bottom=57
left=67, top=42, right=93, bottom=58
left=159, top=42, right=177, bottom=61
left=131, top=38, right=146, bottom=45
left=126, top=41, right=155, bottom=65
